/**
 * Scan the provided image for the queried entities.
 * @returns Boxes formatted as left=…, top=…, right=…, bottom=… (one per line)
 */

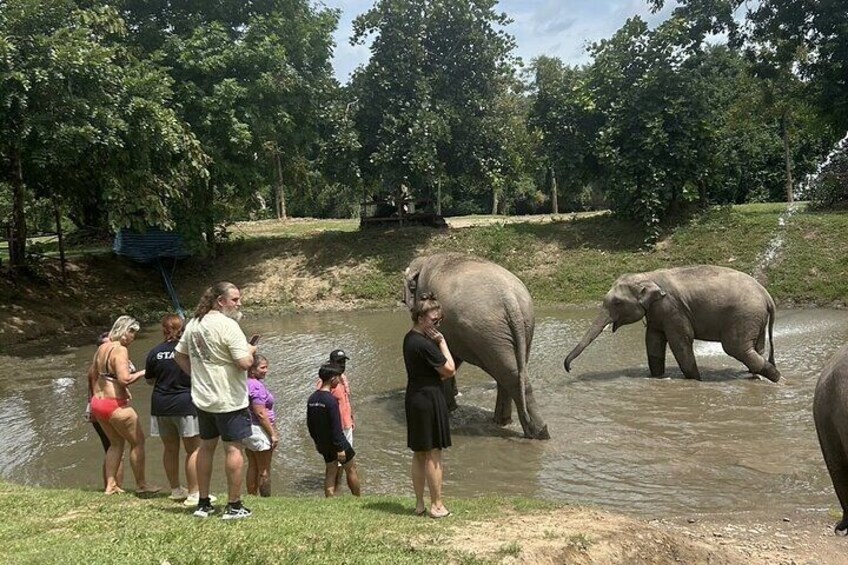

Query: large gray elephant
left=403, top=253, right=549, bottom=439
left=813, top=344, right=848, bottom=534
left=564, top=265, right=781, bottom=382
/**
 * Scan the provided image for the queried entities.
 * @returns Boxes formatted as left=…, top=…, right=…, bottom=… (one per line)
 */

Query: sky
left=318, top=0, right=677, bottom=83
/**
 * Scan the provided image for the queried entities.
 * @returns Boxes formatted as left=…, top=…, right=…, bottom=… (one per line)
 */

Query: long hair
left=193, top=281, right=238, bottom=320
left=108, top=315, right=140, bottom=342
left=411, top=292, right=441, bottom=323
left=161, top=313, right=183, bottom=342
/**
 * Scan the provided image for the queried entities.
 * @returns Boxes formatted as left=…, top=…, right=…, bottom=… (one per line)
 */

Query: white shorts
left=150, top=415, right=199, bottom=438
left=344, top=427, right=353, bottom=447
left=243, top=424, right=272, bottom=452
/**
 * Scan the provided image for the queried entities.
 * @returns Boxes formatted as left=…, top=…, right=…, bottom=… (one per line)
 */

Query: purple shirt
left=248, top=378, right=275, bottom=424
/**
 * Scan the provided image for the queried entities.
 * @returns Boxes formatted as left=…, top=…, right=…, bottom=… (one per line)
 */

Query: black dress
left=403, top=330, right=452, bottom=451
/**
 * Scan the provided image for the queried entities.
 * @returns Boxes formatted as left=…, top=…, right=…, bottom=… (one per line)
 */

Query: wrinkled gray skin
left=564, top=265, right=781, bottom=382
left=814, top=344, right=848, bottom=535
left=404, top=253, right=549, bottom=440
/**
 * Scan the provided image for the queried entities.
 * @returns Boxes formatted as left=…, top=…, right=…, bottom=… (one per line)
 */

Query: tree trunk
left=9, top=149, right=27, bottom=269
left=436, top=178, right=442, bottom=215
left=782, top=113, right=794, bottom=204
left=491, top=188, right=498, bottom=215
left=274, top=151, right=287, bottom=220
left=53, top=196, right=67, bottom=283
left=203, top=177, right=216, bottom=254
left=550, top=166, right=559, bottom=214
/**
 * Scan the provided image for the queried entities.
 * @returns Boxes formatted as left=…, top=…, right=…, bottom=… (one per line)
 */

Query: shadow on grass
left=361, top=500, right=410, bottom=516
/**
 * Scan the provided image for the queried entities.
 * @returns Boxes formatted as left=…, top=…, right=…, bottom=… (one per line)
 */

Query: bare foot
left=429, top=505, right=451, bottom=519
left=415, top=504, right=427, bottom=516
left=135, top=484, right=162, bottom=495
left=104, top=486, right=125, bottom=495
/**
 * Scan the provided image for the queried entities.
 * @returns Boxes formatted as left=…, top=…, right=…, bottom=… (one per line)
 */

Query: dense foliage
left=0, top=0, right=845, bottom=266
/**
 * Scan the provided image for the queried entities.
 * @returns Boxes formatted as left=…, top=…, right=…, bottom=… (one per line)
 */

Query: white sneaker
left=169, top=487, right=189, bottom=501
left=183, top=493, right=217, bottom=507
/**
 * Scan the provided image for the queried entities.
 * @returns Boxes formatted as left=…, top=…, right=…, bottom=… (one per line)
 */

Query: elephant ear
left=403, top=267, right=420, bottom=309
left=637, top=281, right=666, bottom=310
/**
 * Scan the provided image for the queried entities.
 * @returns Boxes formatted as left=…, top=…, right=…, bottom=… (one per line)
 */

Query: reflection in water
left=0, top=307, right=845, bottom=517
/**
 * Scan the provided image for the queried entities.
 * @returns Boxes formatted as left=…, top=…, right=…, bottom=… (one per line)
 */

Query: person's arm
left=233, top=344, right=256, bottom=371
left=112, top=347, right=133, bottom=387
left=251, top=404, right=279, bottom=448
left=423, top=328, right=456, bottom=379
left=328, top=397, right=347, bottom=462
left=174, top=351, right=192, bottom=376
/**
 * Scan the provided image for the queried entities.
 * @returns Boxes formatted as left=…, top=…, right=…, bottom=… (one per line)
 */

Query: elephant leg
left=667, top=335, right=701, bottom=380
left=645, top=329, right=667, bottom=377
left=728, top=344, right=781, bottom=383
left=816, top=418, right=848, bottom=534
left=493, top=384, right=512, bottom=426
left=495, top=372, right=549, bottom=440
left=755, top=330, right=766, bottom=356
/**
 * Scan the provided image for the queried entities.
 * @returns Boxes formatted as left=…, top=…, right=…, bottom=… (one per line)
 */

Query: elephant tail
left=767, top=296, right=776, bottom=366
left=505, top=297, right=531, bottom=428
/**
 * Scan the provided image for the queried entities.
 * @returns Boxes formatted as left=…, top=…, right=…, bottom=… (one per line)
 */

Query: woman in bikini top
left=91, top=333, right=145, bottom=401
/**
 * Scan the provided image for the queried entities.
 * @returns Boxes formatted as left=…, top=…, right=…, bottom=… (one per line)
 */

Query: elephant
left=564, top=265, right=781, bottom=382
left=813, top=344, right=848, bottom=534
left=403, top=253, right=550, bottom=439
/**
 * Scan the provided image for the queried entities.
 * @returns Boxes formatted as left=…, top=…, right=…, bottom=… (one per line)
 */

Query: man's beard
left=222, top=306, right=243, bottom=322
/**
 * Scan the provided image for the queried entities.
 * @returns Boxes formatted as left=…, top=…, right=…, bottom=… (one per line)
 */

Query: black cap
left=318, top=363, right=344, bottom=382
left=329, top=349, right=350, bottom=363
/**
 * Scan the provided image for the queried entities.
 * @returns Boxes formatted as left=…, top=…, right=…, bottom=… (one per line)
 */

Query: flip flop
left=414, top=508, right=427, bottom=516
left=429, top=510, right=451, bottom=519
left=136, top=485, right=162, bottom=495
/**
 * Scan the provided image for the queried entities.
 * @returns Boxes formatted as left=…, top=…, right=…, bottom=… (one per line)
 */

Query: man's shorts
left=242, top=424, right=272, bottom=451
left=196, top=407, right=252, bottom=442
left=319, top=446, right=356, bottom=465
left=150, top=415, right=199, bottom=438
left=343, top=427, right=353, bottom=447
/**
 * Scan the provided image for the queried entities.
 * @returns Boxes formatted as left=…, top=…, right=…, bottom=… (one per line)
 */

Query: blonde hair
left=108, top=315, right=140, bottom=342
left=193, top=281, right=238, bottom=320
left=411, top=293, right=441, bottom=323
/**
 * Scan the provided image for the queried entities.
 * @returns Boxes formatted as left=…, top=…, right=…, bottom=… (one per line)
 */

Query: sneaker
left=193, top=502, right=216, bottom=518
left=184, top=493, right=216, bottom=507
left=169, top=487, right=189, bottom=501
left=221, top=503, right=252, bottom=520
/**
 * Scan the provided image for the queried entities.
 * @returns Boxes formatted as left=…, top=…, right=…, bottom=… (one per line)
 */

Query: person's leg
left=245, top=449, right=259, bottom=495
left=110, top=407, right=158, bottom=493
left=182, top=436, right=200, bottom=495
left=343, top=460, right=360, bottom=497
left=161, top=434, right=181, bottom=490
left=97, top=419, right=125, bottom=494
left=412, top=451, right=427, bottom=514
left=197, top=438, right=218, bottom=500
left=424, top=449, right=448, bottom=517
left=223, top=441, right=245, bottom=504
left=324, top=461, right=340, bottom=497
left=256, top=449, right=273, bottom=497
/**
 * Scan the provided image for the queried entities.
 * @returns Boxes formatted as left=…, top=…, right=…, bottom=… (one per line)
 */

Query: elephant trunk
left=564, top=311, right=612, bottom=372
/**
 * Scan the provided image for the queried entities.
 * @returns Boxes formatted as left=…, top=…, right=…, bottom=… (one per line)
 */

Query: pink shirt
left=314, top=374, right=353, bottom=430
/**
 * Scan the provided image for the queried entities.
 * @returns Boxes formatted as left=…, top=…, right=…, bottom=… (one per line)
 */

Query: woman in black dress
left=403, top=293, right=456, bottom=519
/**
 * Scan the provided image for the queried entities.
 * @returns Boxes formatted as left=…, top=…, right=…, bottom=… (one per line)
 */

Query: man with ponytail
left=175, top=281, right=256, bottom=520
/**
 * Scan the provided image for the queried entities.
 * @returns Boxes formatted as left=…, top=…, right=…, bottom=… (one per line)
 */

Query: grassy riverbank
left=2, top=203, right=847, bottom=346
left=3, top=480, right=843, bottom=564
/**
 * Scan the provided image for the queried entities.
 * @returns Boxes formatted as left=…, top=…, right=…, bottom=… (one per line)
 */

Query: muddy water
left=0, top=307, right=844, bottom=517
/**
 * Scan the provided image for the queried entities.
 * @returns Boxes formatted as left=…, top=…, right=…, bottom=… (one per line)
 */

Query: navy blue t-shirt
left=145, top=341, right=196, bottom=417
left=306, top=389, right=350, bottom=453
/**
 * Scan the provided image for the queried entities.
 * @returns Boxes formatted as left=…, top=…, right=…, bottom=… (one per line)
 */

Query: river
left=0, top=307, right=843, bottom=517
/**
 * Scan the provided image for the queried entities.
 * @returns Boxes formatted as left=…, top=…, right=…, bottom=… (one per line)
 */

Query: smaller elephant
left=814, top=344, right=848, bottom=534
left=564, top=265, right=780, bottom=382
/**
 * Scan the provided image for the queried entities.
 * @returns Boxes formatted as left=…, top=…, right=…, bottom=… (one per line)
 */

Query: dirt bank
left=448, top=507, right=847, bottom=564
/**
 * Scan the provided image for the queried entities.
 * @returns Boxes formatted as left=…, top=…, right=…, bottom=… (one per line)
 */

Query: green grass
left=0, top=481, right=557, bottom=565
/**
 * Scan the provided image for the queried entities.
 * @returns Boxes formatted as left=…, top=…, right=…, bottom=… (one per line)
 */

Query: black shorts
left=197, top=407, right=252, bottom=442
left=319, top=446, right=356, bottom=464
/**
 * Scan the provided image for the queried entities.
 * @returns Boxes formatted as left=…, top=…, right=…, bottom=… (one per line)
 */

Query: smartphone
left=249, top=334, right=261, bottom=346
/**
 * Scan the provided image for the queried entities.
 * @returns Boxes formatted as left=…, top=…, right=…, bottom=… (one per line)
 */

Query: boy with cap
left=320, top=349, right=354, bottom=446
left=307, top=363, right=361, bottom=497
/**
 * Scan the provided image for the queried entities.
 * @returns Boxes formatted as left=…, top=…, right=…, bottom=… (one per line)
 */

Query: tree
left=0, top=0, right=205, bottom=267
left=351, top=0, right=521, bottom=215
